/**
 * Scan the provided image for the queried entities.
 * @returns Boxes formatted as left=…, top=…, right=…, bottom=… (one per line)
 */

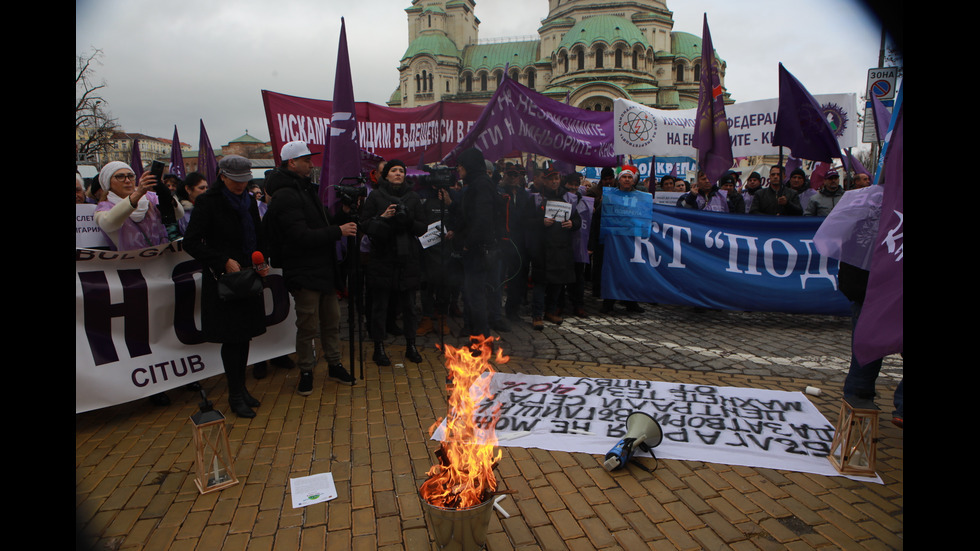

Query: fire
left=420, top=336, right=509, bottom=509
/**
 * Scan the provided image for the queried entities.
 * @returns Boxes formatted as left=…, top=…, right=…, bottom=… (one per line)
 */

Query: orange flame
left=421, top=336, right=509, bottom=509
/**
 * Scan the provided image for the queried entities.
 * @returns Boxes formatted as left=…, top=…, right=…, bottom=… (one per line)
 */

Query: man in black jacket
left=265, top=141, right=358, bottom=394
left=451, top=147, right=507, bottom=338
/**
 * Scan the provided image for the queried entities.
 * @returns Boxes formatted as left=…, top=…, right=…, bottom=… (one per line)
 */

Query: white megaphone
left=603, top=412, right=664, bottom=471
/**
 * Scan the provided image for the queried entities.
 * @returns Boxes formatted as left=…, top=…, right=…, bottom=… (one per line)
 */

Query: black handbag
left=216, top=268, right=264, bottom=302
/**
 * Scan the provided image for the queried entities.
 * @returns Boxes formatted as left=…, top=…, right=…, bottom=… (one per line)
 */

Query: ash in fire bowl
left=420, top=337, right=513, bottom=549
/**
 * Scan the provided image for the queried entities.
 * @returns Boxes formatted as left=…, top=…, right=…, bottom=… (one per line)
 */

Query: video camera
left=334, top=176, right=368, bottom=208
left=418, top=165, right=457, bottom=190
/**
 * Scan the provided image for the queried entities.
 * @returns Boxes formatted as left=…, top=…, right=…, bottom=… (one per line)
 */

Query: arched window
left=563, top=54, right=569, bottom=73
left=576, top=48, right=584, bottom=70
left=415, top=74, right=421, bottom=92
left=480, top=72, right=488, bottom=91
left=595, top=46, right=604, bottom=68
left=466, top=74, right=473, bottom=92
left=429, top=73, right=434, bottom=92
left=694, top=63, right=701, bottom=81
left=632, top=50, right=638, bottom=70
left=615, top=48, right=623, bottom=68
left=676, top=64, right=684, bottom=82
left=422, top=70, right=428, bottom=91
left=527, top=69, right=535, bottom=89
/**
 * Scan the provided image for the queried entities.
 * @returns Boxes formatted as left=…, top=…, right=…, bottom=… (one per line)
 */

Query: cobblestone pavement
left=76, top=292, right=903, bottom=550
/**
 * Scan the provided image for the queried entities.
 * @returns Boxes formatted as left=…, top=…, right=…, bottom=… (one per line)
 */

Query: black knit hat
left=382, top=159, right=406, bottom=180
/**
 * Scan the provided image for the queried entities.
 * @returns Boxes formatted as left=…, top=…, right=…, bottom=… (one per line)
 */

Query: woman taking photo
left=183, top=156, right=270, bottom=418
left=94, top=161, right=184, bottom=251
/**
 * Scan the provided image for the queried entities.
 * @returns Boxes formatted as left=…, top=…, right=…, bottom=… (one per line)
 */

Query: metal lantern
left=189, top=390, right=239, bottom=494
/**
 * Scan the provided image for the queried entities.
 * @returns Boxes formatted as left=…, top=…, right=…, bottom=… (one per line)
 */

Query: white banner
left=433, top=372, right=879, bottom=482
left=75, top=242, right=296, bottom=413
left=614, top=93, right=858, bottom=159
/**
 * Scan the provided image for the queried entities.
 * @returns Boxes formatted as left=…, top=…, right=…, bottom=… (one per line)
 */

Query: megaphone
left=603, top=412, right=664, bottom=471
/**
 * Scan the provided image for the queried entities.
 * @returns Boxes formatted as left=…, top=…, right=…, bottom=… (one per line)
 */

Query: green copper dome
left=462, top=41, right=539, bottom=72
left=401, top=32, right=461, bottom=62
left=670, top=31, right=724, bottom=64
left=558, top=15, right=649, bottom=51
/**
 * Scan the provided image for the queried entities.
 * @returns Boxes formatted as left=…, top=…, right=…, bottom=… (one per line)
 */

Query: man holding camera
left=265, top=140, right=358, bottom=394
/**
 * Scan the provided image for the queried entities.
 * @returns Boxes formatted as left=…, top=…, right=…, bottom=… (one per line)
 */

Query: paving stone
left=75, top=297, right=902, bottom=550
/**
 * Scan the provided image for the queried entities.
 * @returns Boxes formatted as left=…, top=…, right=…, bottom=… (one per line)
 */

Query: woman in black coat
left=183, top=156, right=270, bottom=418
left=358, top=159, right=427, bottom=366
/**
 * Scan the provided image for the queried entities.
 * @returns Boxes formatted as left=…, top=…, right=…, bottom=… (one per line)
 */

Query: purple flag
left=170, top=126, right=186, bottom=179
left=441, top=78, right=616, bottom=168
left=198, top=120, right=218, bottom=186
left=854, top=99, right=902, bottom=366
left=871, top=95, right=891, bottom=143
left=130, top=138, right=143, bottom=180
left=844, top=150, right=870, bottom=177
left=692, top=14, right=733, bottom=185
left=773, top=63, right=842, bottom=163
left=320, top=17, right=362, bottom=214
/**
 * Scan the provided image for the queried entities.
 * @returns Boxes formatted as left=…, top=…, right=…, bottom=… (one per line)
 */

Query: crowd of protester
left=76, top=146, right=882, bottom=417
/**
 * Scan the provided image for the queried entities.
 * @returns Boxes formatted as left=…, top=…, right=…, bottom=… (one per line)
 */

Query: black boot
left=373, top=341, right=391, bottom=366
left=225, top=363, right=256, bottom=418
left=406, top=338, right=423, bottom=364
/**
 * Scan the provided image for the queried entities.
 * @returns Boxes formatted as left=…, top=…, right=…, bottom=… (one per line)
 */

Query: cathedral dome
left=400, top=32, right=460, bottom=62
left=557, top=15, right=650, bottom=51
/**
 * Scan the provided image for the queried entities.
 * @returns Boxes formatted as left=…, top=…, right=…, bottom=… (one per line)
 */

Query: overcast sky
left=76, top=0, right=895, bottom=150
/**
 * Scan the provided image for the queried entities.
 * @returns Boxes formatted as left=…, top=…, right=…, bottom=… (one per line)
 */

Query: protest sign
left=261, top=90, right=484, bottom=166
left=432, top=372, right=878, bottom=481
left=76, top=204, right=111, bottom=249
left=614, top=93, right=857, bottom=159
left=598, top=188, right=654, bottom=242
left=75, top=242, right=296, bottom=413
left=600, top=207, right=852, bottom=315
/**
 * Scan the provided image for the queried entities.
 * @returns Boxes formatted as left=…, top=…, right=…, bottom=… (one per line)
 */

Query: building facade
left=389, top=0, right=731, bottom=111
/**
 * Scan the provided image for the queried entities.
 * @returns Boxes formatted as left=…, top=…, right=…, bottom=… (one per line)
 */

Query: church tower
left=389, top=0, right=729, bottom=110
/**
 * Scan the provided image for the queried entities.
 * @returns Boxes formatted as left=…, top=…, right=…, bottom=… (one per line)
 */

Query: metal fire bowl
left=419, top=490, right=496, bottom=551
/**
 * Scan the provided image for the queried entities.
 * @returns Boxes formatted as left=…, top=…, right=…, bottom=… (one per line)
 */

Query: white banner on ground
left=614, top=93, right=858, bottom=159
left=75, top=242, right=296, bottom=413
left=432, top=372, right=879, bottom=482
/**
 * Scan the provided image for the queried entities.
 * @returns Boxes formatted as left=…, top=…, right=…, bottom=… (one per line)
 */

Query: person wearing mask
left=804, top=169, right=845, bottom=217
left=749, top=166, right=802, bottom=215
left=264, top=141, right=358, bottom=394
left=359, top=159, right=427, bottom=365
left=182, top=156, right=270, bottom=418
left=719, top=172, right=745, bottom=214
left=788, top=168, right=816, bottom=211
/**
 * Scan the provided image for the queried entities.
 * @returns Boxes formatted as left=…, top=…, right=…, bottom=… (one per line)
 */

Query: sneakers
left=329, top=363, right=356, bottom=386
left=297, top=370, right=314, bottom=396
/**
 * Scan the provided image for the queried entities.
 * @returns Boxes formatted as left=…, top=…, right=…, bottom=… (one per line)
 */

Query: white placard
left=544, top=200, right=572, bottom=222
left=290, top=472, right=338, bottom=508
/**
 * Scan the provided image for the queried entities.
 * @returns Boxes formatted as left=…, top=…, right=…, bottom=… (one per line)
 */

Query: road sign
left=866, top=67, right=899, bottom=101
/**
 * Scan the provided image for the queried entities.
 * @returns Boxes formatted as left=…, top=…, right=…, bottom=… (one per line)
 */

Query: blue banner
left=600, top=207, right=851, bottom=315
